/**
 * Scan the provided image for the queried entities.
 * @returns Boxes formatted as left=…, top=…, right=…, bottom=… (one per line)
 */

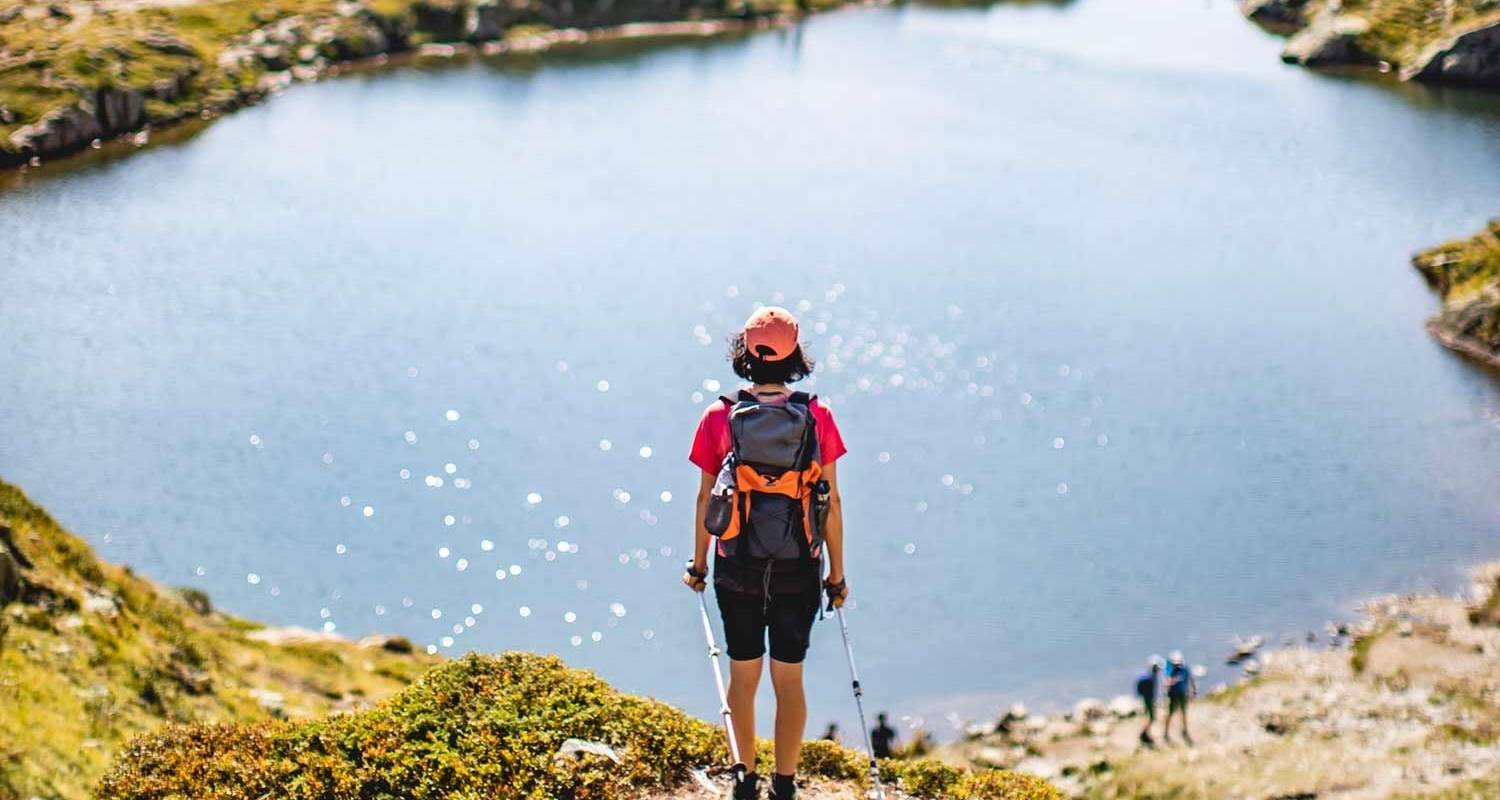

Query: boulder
left=1242, top=0, right=1310, bottom=31
left=1282, top=13, right=1372, bottom=66
left=1401, top=17, right=1500, bottom=88
left=466, top=0, right=511, bottom=41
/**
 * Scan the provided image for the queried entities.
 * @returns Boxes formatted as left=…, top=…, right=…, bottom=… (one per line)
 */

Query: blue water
left=3, top=0, right=1500, bottom=739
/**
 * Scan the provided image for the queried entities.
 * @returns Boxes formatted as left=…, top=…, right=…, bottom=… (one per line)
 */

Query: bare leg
left=1180, top=703, right=1192, bottom=744
left=727, top=658, right=763, bottom=775
left=769, top=659, right=807, bottom=776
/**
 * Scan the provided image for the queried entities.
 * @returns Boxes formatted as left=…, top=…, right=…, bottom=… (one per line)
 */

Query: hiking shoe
left=732, top=772, right=759, bottom=800
left=768, top=773, right=796, bottom=800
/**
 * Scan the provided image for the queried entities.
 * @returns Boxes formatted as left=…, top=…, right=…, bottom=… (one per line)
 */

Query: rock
left=138, top=31, right=197, bottom=57
left=177, top=587, right=213, bottom=615
left=412, top=0, right=465, bottom=39
left=248, top=687, right=285, bottom=712
left=82, top=590, right=120, bottom=618
left=357, top=634, right=414, bottom=653
left=465, top=0, right=510, bottom=42
left=1401, top=18, right=1500, bottom=88
left=247, top=626, right=344, bottom=645
left=257, top=44, right=291, bottom=70
left=1282, top=13, right=1372, bottom=66
left=1072, top=698, right=1106, bottom=722
left=555, top=738, right=622, bottom=763
left=1106, top=695, right=1138, bottom=718
left=1241, top=0, right=1310, bottom=31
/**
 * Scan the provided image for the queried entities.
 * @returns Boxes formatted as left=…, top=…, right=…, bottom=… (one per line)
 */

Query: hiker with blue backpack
left=1162, top=651, right=1197, bottom=745
left=682, top=306, right=850, bottom=800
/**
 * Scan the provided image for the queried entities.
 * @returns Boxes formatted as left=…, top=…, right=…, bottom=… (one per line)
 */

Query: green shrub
left=951, top=769, right=1064, bottom=800
left=797, top=738, right=864, bottom=780
left=892, top=758, right=964, bottom=797
left=99, top=652, right=1062, bottom=800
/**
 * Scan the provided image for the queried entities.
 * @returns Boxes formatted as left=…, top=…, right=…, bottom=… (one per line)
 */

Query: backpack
left=1135, top=673, right=1155, bottom=699
left=704, top=390, right=828, bottom=562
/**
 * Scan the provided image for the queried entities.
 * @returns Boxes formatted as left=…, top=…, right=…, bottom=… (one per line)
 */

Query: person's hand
left=683, top=561, right=707, bottom=593
left=824, top=575, right=848, bottom=610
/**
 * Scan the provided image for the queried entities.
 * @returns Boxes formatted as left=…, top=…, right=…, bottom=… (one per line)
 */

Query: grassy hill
left=0, top=479, right=1059, bottom=800
left=0, top=479, right=438, bottom=799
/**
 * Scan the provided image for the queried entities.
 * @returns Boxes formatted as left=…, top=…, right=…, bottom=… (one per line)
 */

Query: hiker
left=683, top=306, right=849, bottom=800
left=822, top=722, right=841, bottom=744
left=870, top=712, right=897, bottom=759
left=1135, top=656, right=1162, bottom=746
left=1162, top=650, right=1197, bottom=745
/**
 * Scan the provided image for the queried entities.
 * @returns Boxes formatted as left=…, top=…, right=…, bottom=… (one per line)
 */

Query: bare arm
left=683, top=471, right=715, bottom=591
left=822, top=462, right=848, bottom=604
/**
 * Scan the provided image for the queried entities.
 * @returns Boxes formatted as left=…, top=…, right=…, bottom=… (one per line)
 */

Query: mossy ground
left=0, top=479, right=437, bottom=800
left=1412, top=220, right=1500, bottom=365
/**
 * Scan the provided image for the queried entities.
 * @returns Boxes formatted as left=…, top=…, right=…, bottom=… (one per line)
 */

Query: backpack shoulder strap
left=786, top=391, right=813, bottom=406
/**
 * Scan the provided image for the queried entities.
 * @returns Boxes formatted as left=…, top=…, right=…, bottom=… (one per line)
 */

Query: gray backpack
left=705, top=391, right=828, bottom=562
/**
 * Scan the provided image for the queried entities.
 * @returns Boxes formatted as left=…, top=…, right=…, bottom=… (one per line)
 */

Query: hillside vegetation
left=0, top=479, right=438, bottom=799
left=0, top=479, right=1059, bottom=800
left=1413, top=220, right=1500, bottom=368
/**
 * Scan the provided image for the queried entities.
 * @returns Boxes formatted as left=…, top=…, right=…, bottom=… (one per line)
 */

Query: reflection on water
left=2, top=0, right=1500, bottom=738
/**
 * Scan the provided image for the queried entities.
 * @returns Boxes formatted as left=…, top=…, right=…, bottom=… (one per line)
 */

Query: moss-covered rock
left=1242, top=0, right=1500, bottom=88
left=1413, top=220, right=1500, bottom=369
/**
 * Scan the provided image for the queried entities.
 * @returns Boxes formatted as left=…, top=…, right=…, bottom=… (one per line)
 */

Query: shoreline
left=0, top=0, right=864, bottom=179
left=937, top=562, right=1500, bottom=798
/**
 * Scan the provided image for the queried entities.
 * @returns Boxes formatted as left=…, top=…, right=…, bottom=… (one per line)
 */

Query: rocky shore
left=938, top=564, right=1500, bottom=798
left=0, top=0, right=816, bottom=169
left=1240, top=0, right=1500, bottom=88
left=1413, top=220, right=1500, bottom=369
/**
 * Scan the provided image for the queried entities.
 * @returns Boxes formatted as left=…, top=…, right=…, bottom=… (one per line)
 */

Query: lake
left=3, top=0, right=1500, bottom=739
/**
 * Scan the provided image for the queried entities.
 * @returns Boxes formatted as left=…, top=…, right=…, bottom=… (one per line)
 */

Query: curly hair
left=727, top=333, right=815, bottom=384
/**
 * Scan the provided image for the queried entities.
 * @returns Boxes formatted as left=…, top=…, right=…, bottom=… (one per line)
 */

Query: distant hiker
left=683, top=306, right=849, bottom=800
left=1162, top=650, right=1197, bottom=745
left=822, top=722, right=841, bottom=744
left=1135, top=656, right=1162, bottom=746
left=870, top=712, right=897, bottom=759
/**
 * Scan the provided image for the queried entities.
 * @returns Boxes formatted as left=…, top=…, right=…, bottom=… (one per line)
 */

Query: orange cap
left=743, top=306, right=800, bottom=362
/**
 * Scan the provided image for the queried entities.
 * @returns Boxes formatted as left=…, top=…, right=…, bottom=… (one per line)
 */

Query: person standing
left=1162, top=651, right=1196, bottom=745
left=870, top=712, right=898, bottom=759
left=1135, top=657, right=1162, bottom=746
left=683, top=306, right=849, bottom=800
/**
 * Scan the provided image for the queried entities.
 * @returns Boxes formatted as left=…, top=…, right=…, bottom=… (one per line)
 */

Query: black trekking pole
left=824, top=556, right=886, bottom=800
left=694, top=578, right=748, bottom=790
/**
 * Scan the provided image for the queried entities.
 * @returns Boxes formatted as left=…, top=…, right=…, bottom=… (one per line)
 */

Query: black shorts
left=715, top=585, right=821, bottom=664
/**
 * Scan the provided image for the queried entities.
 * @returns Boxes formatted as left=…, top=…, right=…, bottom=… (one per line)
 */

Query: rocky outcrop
left=1241, top=0, right=1310, bottom=31
left=1413, top=220, right=1500, bottom=369
left=1281, top=12, right=1372, bottom=66
left=7, top=86, right=148, bottom=161
left=1401, top=16, right=1500, bottom=85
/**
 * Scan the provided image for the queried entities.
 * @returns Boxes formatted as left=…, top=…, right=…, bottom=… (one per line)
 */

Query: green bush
left=99, top=652, right=1061, bottom=800
left=891, top=758, right=964, bottom=797
left=951, top=769, right=1064, bottom=800
left=100, top=652, right=725, bottom=800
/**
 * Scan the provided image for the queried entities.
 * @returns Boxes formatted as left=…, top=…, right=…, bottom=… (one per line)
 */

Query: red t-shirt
left=689, top=392, right=847, bottom=474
